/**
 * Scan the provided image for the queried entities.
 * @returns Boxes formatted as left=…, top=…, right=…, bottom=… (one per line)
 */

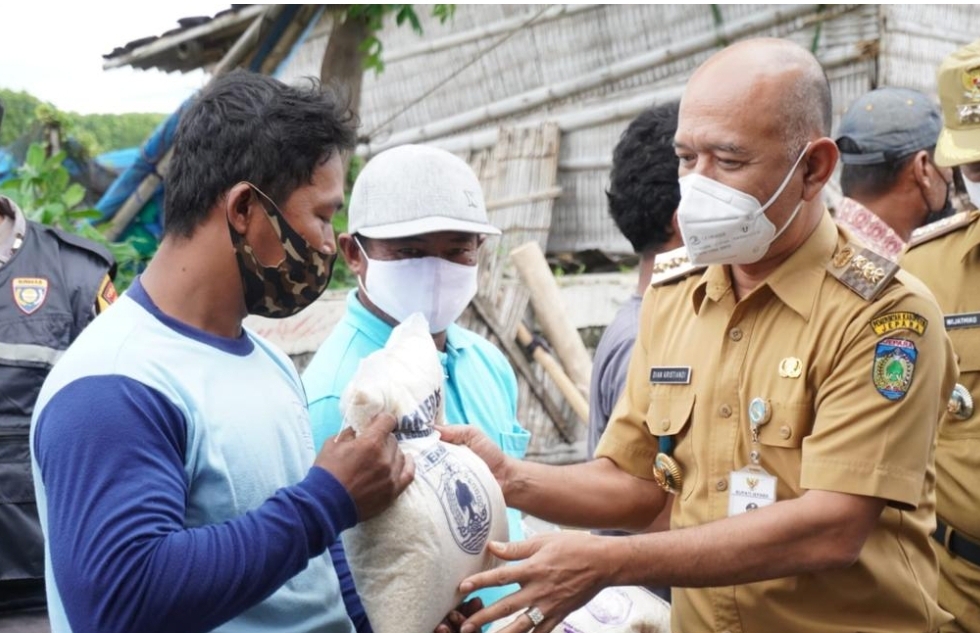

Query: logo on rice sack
left=395, top=389, right=442, bottom=440
left=418, top=443, right=493, bottom=554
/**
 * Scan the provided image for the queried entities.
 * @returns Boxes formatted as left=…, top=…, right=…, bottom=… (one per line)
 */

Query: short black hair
left=164, top=70, right=358, bottom=238
left=606, top=101, right=680, bottom=254
left=838, top=137, right=931, bottom=199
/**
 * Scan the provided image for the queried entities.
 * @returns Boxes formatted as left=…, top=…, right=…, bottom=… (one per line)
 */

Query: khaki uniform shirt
left=903, top=210, right=980, bottom=633
left=597, top=212, right=957, bottom=633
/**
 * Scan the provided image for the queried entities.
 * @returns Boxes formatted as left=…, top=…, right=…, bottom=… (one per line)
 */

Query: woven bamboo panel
left=452, top=123, right=584, bottom=457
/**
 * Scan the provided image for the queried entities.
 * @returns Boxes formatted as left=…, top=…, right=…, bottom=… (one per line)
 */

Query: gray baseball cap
left=836, top=87, right=942, bottom=165
left=348, top=144, right=501, bottom=238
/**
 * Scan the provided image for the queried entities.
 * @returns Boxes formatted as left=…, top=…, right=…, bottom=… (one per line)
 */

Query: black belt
left=933, top=519, right=980, bottom=568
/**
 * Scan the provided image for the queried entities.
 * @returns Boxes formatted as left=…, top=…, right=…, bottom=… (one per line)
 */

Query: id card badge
left=727, top=467, right=777, bottom=517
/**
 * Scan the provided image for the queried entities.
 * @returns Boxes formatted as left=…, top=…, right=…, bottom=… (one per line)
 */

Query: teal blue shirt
left=302, top=290, right=530, bottom=606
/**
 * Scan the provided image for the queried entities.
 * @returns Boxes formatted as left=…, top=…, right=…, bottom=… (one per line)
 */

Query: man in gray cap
left=301, top=143, right=530, bottom=617
left=834, top=86, right=954, bottom=261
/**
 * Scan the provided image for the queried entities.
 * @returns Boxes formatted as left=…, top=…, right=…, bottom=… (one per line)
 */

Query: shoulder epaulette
left=37, top=223, right=116, bottom=277
left=650, top=247, right=706, bottom=287
left=826, top=241, right=899, bottom=301
left=908, top=210, right=980, bottom=249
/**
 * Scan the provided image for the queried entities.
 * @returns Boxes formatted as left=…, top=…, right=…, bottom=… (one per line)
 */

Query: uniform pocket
left=0, top=425, right=34, bottom=503
left=644, top=391, right=697, bottom=499
left=949, top=329, right=980, bottom=373
left=756, top=400, right=812, bottom=449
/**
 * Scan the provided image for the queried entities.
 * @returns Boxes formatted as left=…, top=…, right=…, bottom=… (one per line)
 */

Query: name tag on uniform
left=649, top=366, right=691, bottom=384
left=945, top=313, right=980, bottom=330
left=728, top=467, right=777, bottom=516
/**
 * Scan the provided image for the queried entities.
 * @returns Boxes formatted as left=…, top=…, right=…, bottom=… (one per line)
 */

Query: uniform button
left=716, top=479, right=728, bottom=492
left=718, top=404, right=732, bottom=418
left=729, top=327, right=743, bottom=341
left=779, top=425, right=792, bottom=439
left=660, top=419, right=671, bottom=431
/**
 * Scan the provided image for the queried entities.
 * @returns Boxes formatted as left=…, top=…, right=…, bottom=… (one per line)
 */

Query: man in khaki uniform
left=440, top=37, right=957, bottom=633
left=902, top=39, right=980, bottom=633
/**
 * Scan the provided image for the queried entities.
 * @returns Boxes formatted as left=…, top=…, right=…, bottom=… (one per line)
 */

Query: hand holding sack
left=488, top=587, right=671, bottom=633
left=339, top=313, right=508, bottom=633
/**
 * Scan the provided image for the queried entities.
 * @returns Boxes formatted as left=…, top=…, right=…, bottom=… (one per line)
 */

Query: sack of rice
left=487, top=586, right=671, bottom=633
left=340, top=313, right=509, bottom=633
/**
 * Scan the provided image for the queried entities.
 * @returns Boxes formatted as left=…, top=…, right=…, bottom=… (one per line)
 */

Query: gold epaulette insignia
left=908, top=210, right=980, bottom=248
left=827, top=242, right=899, bottom=301
left=650, top=247, right=706, bottom=287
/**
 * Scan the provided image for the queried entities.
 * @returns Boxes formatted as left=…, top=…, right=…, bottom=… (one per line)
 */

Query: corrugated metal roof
left=102, top=5, right=253, bottom=73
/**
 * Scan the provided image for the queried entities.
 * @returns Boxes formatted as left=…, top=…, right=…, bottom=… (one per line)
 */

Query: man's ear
left=225, top=182, right=256, bottom=235
left=338, top=233, right=364, bottom=275
left=909, top=150, right=934, bottom=192
left=801, top=137, right=839, bottom=202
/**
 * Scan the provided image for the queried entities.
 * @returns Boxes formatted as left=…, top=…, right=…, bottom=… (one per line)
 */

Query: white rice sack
left=487, top=586, right=671, bottom=633
left=340, top=313, right=509, bottom=633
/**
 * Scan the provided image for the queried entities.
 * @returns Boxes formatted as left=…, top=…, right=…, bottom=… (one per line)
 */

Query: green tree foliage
left=349, top=4, right=455, bottom=73
left=0, top=142, right=147, bottom=291
left=0, top=87, right=165, bottom=154
left=0, top=89, right=42, bottom=147
left=69, top=112, right=166, bottom=155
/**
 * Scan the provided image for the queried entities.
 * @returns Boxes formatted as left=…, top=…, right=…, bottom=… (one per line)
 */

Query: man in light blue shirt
left=31, top=70, right=413, bottom=633
left=303, top=145, right=530, bottom=611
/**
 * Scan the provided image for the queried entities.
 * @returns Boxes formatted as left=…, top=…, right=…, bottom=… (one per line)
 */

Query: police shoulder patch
left=827, top=242, right=899, bottom=301
left=907, top=210, right=980, bottom=249
left=650, top=246, right=706, bottom=287
left=872, top=337, right=917, bottom=401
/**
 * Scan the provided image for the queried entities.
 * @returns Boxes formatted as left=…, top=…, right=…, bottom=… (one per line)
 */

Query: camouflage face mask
left=229, top=182, right=336, bottom=319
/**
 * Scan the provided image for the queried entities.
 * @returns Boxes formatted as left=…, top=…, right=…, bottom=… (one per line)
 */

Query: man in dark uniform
left=0, top=98, right=117, bottom=632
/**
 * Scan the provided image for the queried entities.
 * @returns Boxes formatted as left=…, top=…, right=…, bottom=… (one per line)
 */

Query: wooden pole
left=510, top=241, right=592, bottom=399
left=469, top=298, right=577, bottom=442
left=516, top=323, right=590, bottom=427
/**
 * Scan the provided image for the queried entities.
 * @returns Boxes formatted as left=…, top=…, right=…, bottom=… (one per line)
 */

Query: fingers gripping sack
left=340, top=313, right=509, bottom=633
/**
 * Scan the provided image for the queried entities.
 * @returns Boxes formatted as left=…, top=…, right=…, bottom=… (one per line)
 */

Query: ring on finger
left=525, top=606, right=545, bottom=627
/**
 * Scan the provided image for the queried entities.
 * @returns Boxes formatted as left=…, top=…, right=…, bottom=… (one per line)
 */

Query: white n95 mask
left=962, top=176, right=980, bottom=209
left=356, top=239, right=478, bottom=334
left=676, top=144, right=810, bottom=265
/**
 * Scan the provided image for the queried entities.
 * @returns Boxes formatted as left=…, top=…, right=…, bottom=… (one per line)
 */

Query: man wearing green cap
left=903, top=39, right=980, bottom=633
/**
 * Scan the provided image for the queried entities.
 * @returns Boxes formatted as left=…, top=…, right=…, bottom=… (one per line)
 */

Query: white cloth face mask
left=356, top=238, right=479, bottom=334
left=676, top=143, right=810, bottom=265
left=962, top=175, right=980, bottom=209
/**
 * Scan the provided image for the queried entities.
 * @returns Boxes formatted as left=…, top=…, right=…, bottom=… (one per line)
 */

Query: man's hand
left=434, top=597, right=484, bottom=633
left=436, top=424, right=511, bottom=493
left=316, top=413, right=414, bottom=521
left=456, top=533, right=611, bottom=633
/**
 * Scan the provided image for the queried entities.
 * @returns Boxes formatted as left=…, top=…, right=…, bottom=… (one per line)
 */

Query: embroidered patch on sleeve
left=95, top=275, right=118, bottom=314
left=872, top=338, right=917, bottom=401
left=870, top=311, right=928, bottom=336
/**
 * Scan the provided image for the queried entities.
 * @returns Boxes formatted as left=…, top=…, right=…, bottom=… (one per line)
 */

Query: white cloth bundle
left=488, top=586, right=671, bottom=633
left=340, top=313, right=508, bottom=633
